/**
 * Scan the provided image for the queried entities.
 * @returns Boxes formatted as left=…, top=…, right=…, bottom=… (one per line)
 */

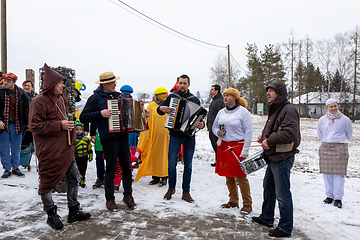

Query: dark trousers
left=41, top=158, right=80, bottom=211
left=95, top=150, right=105, bottom=181
left=208, top=130, right=218, bottom=161
left=75, top=155, right=88, bottom=179
left=102, top=136, right=132, bottom=202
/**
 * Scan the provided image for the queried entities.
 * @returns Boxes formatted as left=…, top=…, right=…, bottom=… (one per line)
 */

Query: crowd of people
left=0, top=67, right=353, bottom=238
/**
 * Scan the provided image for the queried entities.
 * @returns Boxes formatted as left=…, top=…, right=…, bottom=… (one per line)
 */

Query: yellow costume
left=135, top=101, right=169, bottom=181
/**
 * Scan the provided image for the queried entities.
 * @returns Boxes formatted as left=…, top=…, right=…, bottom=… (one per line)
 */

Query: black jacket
left=206, top=93, right=225, bottom=131
left=0, top=85, right=29, bottom=133
left=157, top=90, right=202, bottom=138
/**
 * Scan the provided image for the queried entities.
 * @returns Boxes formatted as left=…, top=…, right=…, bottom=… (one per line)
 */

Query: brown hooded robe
left=29, top=64, right=76, bottom=195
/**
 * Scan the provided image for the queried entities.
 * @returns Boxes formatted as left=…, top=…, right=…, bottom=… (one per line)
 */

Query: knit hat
left=2, top=73, right=18, bottom=81
left=222, top=87, right=247, bottom=108
left=75, top=121, right=83, bottom=127
left=42, top=63, right=65, bottom=93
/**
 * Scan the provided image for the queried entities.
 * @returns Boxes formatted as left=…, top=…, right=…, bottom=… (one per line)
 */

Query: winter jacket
left=0, top=85, right=29, bottom=133
left=206, top=93, right=225, bottom=131
left=80, top=87, right=127, bottom=141
left=157, top=90, right=202, bottom=138
left=260, top=81, right=301, bottom=163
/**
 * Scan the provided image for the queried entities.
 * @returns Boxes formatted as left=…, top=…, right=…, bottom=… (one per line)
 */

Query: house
left=291, top=92, right=360, bottom=118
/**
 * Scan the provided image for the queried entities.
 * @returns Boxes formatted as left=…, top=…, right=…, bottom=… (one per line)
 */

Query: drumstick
left=247, top=145, right=262, bottom=147
left=237, top=141, right=258, bottom=144
left=68, top=131, right=71, bottom=145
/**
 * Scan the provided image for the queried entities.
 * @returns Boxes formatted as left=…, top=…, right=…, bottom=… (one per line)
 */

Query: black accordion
left=107, top=99, right=148, bottom=133
left=165, top=98, right=207, bottom=136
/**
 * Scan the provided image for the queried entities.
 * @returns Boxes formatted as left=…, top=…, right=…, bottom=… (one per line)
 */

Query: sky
left=3, top=0, right=360, bottom=98
left=1, top=114, right=360, bottom=239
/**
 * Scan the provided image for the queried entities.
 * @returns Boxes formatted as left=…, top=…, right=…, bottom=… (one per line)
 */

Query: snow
left=1, top=114, right=360, bottom=239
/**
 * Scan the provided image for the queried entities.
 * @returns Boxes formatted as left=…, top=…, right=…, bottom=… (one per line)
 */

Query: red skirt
left=215, top=140, right=246, bottom=178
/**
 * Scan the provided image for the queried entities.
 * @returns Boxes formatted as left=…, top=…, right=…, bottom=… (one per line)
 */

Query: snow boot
left=46, top=205, right=63, bottom=230
left=67, top=203, right=91, bottom=223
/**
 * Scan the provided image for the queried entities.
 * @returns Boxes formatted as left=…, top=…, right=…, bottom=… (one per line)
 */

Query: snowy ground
left=0, top=114, right=359, bottom=239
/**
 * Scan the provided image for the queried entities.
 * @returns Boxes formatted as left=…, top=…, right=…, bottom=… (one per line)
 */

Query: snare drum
left=240, top=150, right=267, bottom=175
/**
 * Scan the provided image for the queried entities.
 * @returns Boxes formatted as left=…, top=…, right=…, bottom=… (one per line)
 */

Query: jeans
left=0, top=123, right=22, bottom=170
left=259, top=155, right=294, bottom=234
left=168, top=136, right=195, bottom=193
left=41, top=158, right=80, bottom=211
left=101, top=136, right=132, bottom=202
left=95, top=150, right=105, bottom=181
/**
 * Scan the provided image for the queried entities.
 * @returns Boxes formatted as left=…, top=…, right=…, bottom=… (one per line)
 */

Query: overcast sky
left=4, top=0, right=360, bottom=98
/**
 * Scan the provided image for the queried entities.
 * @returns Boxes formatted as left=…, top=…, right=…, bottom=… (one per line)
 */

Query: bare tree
left=315, top=39, right=335, bottom=97
left=350, top=25, right=360, bottom=120
left=282, top=30, right=297, bottom=103
left=210, top=53, right=240, bottom=91
left=136, top=92, right=150, bottom=102
left=334, top=32, right=353, bottom=104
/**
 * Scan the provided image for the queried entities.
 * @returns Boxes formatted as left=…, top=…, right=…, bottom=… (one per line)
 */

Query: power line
left=230, top=53, right=246, bottom=72
left=110, top=0, right=227, bottom=49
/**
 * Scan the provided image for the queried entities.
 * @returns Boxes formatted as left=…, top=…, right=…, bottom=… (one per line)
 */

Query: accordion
left=107, top=99, right=149, bottom=133
left=165, top=98, right=207, bottom=136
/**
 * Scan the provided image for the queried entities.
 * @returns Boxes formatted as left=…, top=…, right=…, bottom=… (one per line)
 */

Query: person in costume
left=29, top=63, right=90, bottom=230
left=317, top=98, right=352, bottom=209
left=75, top=121, right=93, bottom=188
left=120, top=84, right=139, bottom=147
left=0, top=73, right=29, bottom=179
left=135, top=87, right=170, bottom=187
left=74, top=88, right=89, bottom=136
left=212, top=87, right=253, bottom=215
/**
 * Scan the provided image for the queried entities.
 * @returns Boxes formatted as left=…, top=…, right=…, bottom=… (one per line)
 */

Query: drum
left=240, top=150, right=267, bottom=175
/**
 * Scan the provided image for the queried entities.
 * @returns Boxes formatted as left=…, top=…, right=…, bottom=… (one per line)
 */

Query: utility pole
left=1, top=0, right=7, bottom=73
left=227, top=44, right=231, bottom=88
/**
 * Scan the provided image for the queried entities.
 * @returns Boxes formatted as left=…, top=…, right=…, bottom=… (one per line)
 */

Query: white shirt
left=317, top=112, right=352, bottom=143
left=212, top=105, right=253, bottom=150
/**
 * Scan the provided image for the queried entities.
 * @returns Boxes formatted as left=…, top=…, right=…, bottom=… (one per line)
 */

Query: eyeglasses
left=3, top=78, right=14, bottom=83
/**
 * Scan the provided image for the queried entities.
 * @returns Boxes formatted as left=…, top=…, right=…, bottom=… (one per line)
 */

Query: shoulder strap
left=269, top=103, right=289, bottom=134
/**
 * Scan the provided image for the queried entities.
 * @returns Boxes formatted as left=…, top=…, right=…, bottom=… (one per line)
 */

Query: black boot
left=46, top=205, right=63, bottom=230
left=67, top=203, right=91, bottom=223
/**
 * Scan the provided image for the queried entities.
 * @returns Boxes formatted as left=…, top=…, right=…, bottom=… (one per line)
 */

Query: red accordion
left=107, top=99, right=148, bottom=133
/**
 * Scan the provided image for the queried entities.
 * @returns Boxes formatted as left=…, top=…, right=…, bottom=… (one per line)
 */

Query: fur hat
left=95, top=71, right=120, bottom=84
left=222, top=87, right=247, bottom=108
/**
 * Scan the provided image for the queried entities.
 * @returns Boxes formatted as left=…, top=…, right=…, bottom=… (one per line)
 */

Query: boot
left=123, top=195, right=136, bottom=210
left=68, top=203, right=91, bottom=223
left=46, top=205, right=63, bottom=230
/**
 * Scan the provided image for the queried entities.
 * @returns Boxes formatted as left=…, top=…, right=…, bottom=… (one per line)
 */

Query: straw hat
left=95, top=71, right=120, bottom=84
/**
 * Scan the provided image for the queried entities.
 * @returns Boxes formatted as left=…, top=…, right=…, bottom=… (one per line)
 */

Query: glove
left=88, top=153, right=93, bottom=162
left=240, top=149, right=249, bottom=158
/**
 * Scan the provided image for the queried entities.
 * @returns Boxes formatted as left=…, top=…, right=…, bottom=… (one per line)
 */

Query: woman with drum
left=317, top=98, right=352, bottom=208
left=212, top=87, right=253, bottom=215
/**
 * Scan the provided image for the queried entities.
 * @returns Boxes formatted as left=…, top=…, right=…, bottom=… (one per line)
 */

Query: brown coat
left=261, top=82, right=301, bottom=163
left=29, top=93, right=76, bottom=195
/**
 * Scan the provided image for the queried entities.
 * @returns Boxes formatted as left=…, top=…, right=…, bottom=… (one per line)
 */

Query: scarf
left=325, top=110, right=344, bottom=125
left=4, top=85, right=20, bottom=133
left=76, top=133, right=84, bottom=139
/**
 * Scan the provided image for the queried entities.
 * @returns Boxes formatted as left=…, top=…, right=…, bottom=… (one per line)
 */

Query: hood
left=42, top=63, right=65, bottom=93
left=266, top=81, right=289, bottom=115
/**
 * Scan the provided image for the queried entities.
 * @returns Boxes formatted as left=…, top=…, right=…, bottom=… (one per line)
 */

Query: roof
left=291, top=92, right=360, bottom=104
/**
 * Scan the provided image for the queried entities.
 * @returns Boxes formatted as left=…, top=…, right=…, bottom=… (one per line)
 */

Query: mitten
left=88, top=153, right=93, bottom=162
